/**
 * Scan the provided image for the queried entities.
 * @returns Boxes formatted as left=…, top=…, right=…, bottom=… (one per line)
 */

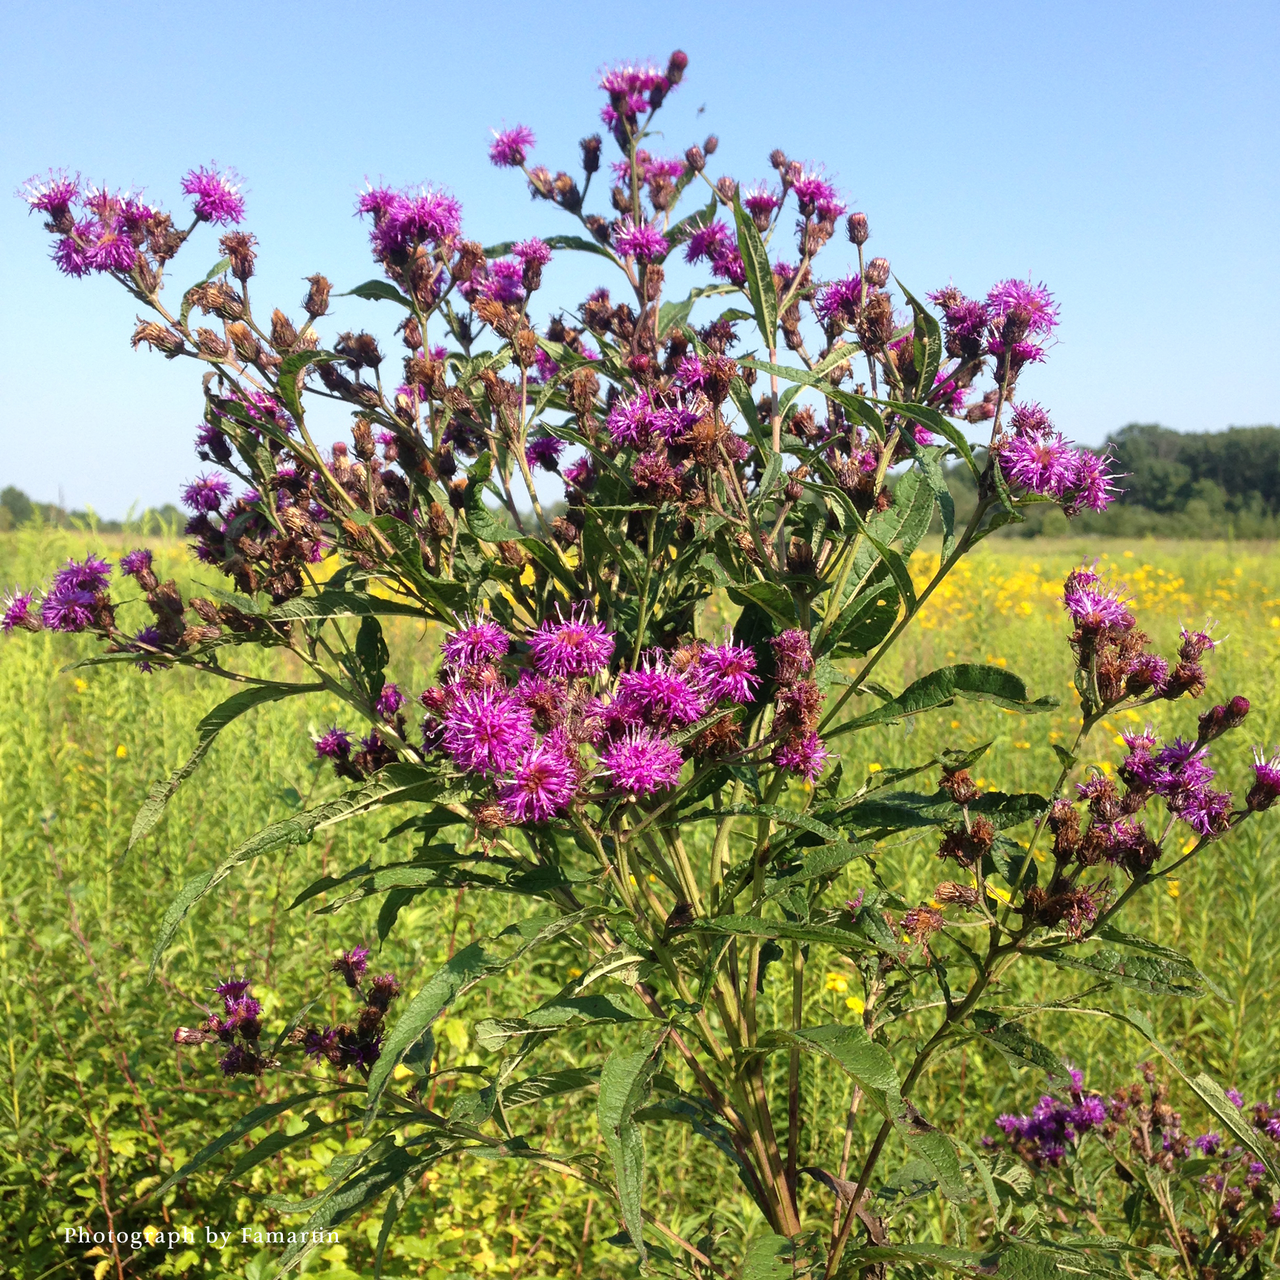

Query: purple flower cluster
left=171, top=972, right=267, bottom=1078
left=180, top=165, right=245, bottom=225
left=769, top=630, right=830, bottom=782
left=488, top=125, right=536, bottom=168
left=684, top=220, right=745, bottom=285
left=998, top=404, right=1118, bottom=514
left=42, top=556, right=112, bottom=633
left=612, top=215, right=668, bottom=262
left=357, top=182, right=463, bottom=265
left=995, top=1070, right=1111, bottom=1167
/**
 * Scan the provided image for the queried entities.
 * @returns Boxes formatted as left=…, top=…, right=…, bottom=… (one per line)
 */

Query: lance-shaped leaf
left=598, top=1033, right=664, bottom=1262
left=875, top=398, right=981, bottom=483
left=365, top=909, right=603, bottom=1119
left=276, top=348, right=338, bottom=422
left=732, top=191, right=778, bottom=351
left=475, top=993, right=639, bottom=1050
left=774, top=1023, right=967, bottom=1201
left=971, top=1010, right=1069, bottom=1079
left=830, top=664, right=1056, bottom=738
left=897, top=280, right=943, bottom=402
left=128, top=681, right=321, bottom=853
left=340, top=279, right=412, bottom=307
left=1037, top=947, right=1209, bottom=998
left=697, top=914, right=877, bottom=952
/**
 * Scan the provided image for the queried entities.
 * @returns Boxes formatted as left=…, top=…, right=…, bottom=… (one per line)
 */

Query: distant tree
left=1, top=487, right=34, bottom=527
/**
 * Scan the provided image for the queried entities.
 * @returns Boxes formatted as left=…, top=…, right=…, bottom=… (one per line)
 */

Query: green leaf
left=841, top=1243, right=991, bottom=1275
left=1038, top=947, right=1208, bottom=998
left=778, top=1025, right=967, bottom=1202
left=830, top=664, right=1056, bottom=738
left=743, top=1233, right=808, bottom=1279
left=744, top=357, right=886, bottom=438
left=725, top=580, right=797, bottom=626
left=829, top=580, right=900, bottom=659
left=366, top=910, right=601, bottom=1119
left=879, top=399, right=980, bottom=483
left=155, top=1091, right=341, bottom=1195
left=276, top=348, right=337, bottom=422
left=268, top=588, right=428, bottom=622
left=698, top=915, right=876, bottom=952
left=128, top=683, right=316, bottom=853
left=732, top=191, right=778, bottom=351
left=598, top=1035, right=663, bottom=1262
left=971, top=1011, right=1069, bottom=1078
left=218, top=1111, right=340, bottom=1190
left=179, top=257, right=233, bottom=326
left=544, top=232, right=619, bottom=264
left=475, top=993, right=639, bottom=1049
left=897, top=280, right=943, bottom=402
left=500, top=1068, right=599, bottom=1109
left=340, top=279, right=412, bottom=308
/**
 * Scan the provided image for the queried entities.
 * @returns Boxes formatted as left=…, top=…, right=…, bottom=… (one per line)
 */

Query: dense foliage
left=10, top=47, right=1280, bottom=1280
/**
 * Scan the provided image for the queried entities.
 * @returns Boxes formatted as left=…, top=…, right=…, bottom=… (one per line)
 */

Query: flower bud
left=610, top=186, right=631, bottom=213
left=270, top=309, right=298, bottom=352
left=684, top=144, right=706, bottom=173
left=580, top=134, right=602, bottom=174
left=715, top=176, right=738, bottom=204
left=847, top=212, right=869, bottom=245
left=703, top=134, right=719, bottom=156
left=667, top=50, right=688, bottom=84
left=769, top=148, right=788, bottom=172
left=865, top=257, right=890, bottom=288
left=303, top=273, right=331, bottom=318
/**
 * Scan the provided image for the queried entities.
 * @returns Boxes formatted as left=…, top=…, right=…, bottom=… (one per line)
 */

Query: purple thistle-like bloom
left=214, top=976, right=252, bottom=1003
left=1180, top=625, right=1218, bottom=659
left=119, top=548, right=153, bottom=579
left=812, top=275, right=862, bottom=328
left=1128, top=652, right=1169, bottom=693
left=41, top=585, right=96, bottom=632
left=773, top=731, right=831, bottom=782
left=303, top=1026, right=339, bottom=1062
left=987, top=278, right=1059, bottom=337
left=52, top=227, right=93, bottom=277
left=1010, top=402, right=1053, bottom=438
left=489, top=125, right=535, bottom=168
left=218, top=1044, right=257, bottom=1077
left=52, top=555, right=111, bottom=594
left=316, top=727, right=353, bottom=760
left=181, top=473, right=232, bottom=512
left=526, top=435, right=564, bottom=470
left=1069, top=450, right=1120, bottom=512
left=443, top=688, right=534, bottom=775
left=21, top=169, right=80, bottom=218
left=694, top=641, right=759, bottom=704
left=790, top=170, right=843, bottom=219
left=376, top=683, right=405, bottom=719
left=770, top=629, right=814, bottom=682
left=1178, top=786, right=1233, bottom=838
left=513, top=237, right=552, bottom=266
left=1062, top=575, right=1135, bottom=632
left=743, top=184, right=782, bottom=220
left=499, top=740, right=578, bottom=823
left=999, top=433, right=1079, bottom=499
left=1252, top=748, right=1280, bottom=792
left=684, top=220, right=734, bottom=265
left=614, top=653, right=705, bottom=728
left=563, top=457, right=596, bottom=491
left=132, top=625, right=163, bottom=672
left=601, top=727, right=683, bottom=795
left=475, top=257, right=525, bottom=304
left=607, top=392, right=654, bottom=447
left=1194, top=1132, right=1223, bottom=1155
left=1227, top=1088, right=1245, bottom=1107
left=529, top=605, right=615, bottom=679
left=1, top=590, right=36, bottom=633
left=181, top=165, right=245, bottom=225
left=332, top=945, right=371, bottom=988
left=83, top=219, right=137, bottom=272
left=441, top=616, right=510, bottom=671
left=612, top=216, right=668, bottom=262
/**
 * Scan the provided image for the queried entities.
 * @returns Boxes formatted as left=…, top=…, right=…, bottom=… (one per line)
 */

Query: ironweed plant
left=13, top=47, right=1280, bottom=1280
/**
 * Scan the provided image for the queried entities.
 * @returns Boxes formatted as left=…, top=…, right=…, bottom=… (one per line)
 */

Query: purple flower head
left=498, top=740, right=578, bottom=823
left=526, top=435, right=564, bottom=470
left=1062, top=572, right=1135, bottom=632
left=1252, top=748, right=1280, bottom=794
left=131, top=625, right=163, bottom=672
left=361, top=184, right=462, bottom=258
left=474, top=257, right=525, bottom=305
left=181, top=473, right=232, bottom=513
left=1067, top=1096, right=1108, bottom=1131
left=812, top=275, right=863, bottom=328
left=513, top=237, right=552, bottom=267
left=1177, top=786, right=1233, bottom=838
left=1227, top=1088, right=1245, bottom=1107
left=441, top=616, right=510, bottom=671
left=529, top=604, right=615, bottom=679
left=1069, top=450, right=1121, bottom=513
left=563, top=457, right=596, bottom=491
left=214, top=976, right=252, bottom=1004
left=790, top=170, right=844, bottom=219
left=443, top=687, right=534, bottom=775
left=119, top=548, right=153, bottom=579
left=52, top=228, right=93, bottom=277
left=612, top=216, right=668, bottom=262
left=928, top=286, right=989, bottom=338
left=598, top=61, right=669, bottom=103
left=601, top=726, right=683, bottom=795
left=51, top=555, right=112, bottom=595
left=222, top=995, right=262, bottom=1038
left=613, top=652, right=705, bottom=728
left=303, top=1026, right=339, bottom=1062
left=316, top=727, right=353, bottom=760
left=1179, top=625, right=1218, bottom=661
left=1121, top=724, right=1159, bottom=756
left=218, top=1044, right=263, bottom=1077
left=607, top=391, right=655, bottom=447
left=181, top=165, right=245, bottom=225
left=1010, top=402, right=1053, bottom=438
left=1127, top=653, right=1169, bottom=694
left=83, top=218, right=137, bottom=272
left=376, top=683, right=405, bottom=719
left=743, top=184, right=782, bottom=221
left=999, top=433, right=1079, bottom=499
left=1194, top=1132, right=1223, bottom=1155
left=684, top=220, right=735, bottom=265
left=21, top=170, right=80, bottom=219
left=693, top=640, right=759, bottom=705
left=986, top=278, right=1059, bottom=338
left=773, top=731, right=831, bottom=782
left=41, top=584, right=96, bottom=633
left=332, top=945, right=370, bottom=989
left=489, top=125, right=536, bottom=168
left=770, top=629, right=814, bottom=682
left=2, top=590, right=36, bottom=633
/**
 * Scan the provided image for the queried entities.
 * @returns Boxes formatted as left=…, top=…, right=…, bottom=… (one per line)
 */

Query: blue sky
left=1, top=0, right=1276, bottom=516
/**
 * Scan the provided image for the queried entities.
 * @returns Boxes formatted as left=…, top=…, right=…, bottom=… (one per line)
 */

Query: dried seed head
left=303, top=273, right=331, bottom=317
left=847, top=212, right=869, bottom=245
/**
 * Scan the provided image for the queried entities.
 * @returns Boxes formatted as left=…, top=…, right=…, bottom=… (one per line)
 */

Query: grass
left=2, top=527, right=1279, bottom=1278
